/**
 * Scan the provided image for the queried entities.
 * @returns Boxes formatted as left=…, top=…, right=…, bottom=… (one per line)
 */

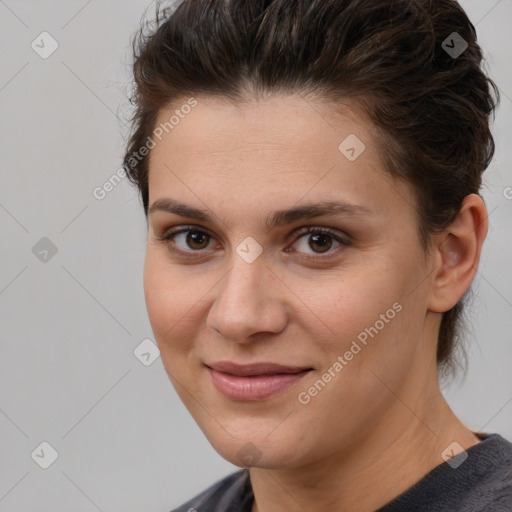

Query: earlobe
left=427, top=194, right=488, bottom=313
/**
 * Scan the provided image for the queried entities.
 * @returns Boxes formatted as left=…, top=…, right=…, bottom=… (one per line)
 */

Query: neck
left=249, top=364, right=480, bottom=512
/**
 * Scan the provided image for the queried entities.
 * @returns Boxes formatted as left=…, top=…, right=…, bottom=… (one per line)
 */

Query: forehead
left=151, top=94, right=372, bottom=160
left=147, top=94, right=415, bottom=224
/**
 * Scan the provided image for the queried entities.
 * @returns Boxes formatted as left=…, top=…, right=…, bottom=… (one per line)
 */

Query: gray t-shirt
left=171, top=432, right=512, bottom=511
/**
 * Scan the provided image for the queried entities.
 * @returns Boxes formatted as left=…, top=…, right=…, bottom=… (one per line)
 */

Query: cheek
left=143, top=251, right=194, bottom=351
left=143, top=249, right=221, bottom=364
left=306, top=269, right=401, bottom=340
left=296, top=274, right=418, bottom=432
left=308, top=256, right=422, bottom=373
left=143, top=238, right=422, bottom=359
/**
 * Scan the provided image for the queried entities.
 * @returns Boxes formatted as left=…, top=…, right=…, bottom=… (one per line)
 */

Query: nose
left=206, top=252, right=288, bottom=344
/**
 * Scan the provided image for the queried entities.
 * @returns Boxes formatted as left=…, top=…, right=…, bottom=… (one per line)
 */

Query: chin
left=202, top=421, right=304, bottom=469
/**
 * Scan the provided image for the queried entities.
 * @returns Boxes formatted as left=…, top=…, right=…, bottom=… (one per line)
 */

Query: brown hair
left=123, top=0, right=499, bottom=381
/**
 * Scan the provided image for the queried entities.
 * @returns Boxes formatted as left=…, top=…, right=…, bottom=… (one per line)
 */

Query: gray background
left=0, top=0, right=511, bottom=510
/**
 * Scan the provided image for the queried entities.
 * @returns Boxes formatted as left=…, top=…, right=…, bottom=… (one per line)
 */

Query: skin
left=143, top=94, right=487, bottom=512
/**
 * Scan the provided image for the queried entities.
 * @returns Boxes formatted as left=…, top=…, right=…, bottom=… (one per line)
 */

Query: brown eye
left=185, top=230, right=211, bottom=250
left=288, top=226, right=351, bottom=260
left=156, top=226, right=217, bottom=259
left=307, top=233, right=334, bottom=253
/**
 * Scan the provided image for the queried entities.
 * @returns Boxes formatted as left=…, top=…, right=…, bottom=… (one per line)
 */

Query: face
left=144, top=94, right=436, bottom=469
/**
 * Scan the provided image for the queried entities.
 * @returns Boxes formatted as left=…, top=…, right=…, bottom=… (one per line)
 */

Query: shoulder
left=469, top=433, right=512, bottom=510
left=169, top=469, right=253, bottom=512
left=455, top=432, right=512, bottom=510
left=378, top=432, right=512, bottom=512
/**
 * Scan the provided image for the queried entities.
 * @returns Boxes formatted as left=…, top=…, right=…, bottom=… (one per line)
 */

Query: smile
left=205, top=362, right=313, bottom=401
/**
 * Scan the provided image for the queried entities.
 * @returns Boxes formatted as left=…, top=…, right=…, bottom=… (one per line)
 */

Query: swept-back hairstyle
left=123, top=0, right=499, bottom=381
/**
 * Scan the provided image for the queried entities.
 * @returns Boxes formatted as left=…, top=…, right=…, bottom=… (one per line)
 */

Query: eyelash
left=155, top=224, right=351, bottom=262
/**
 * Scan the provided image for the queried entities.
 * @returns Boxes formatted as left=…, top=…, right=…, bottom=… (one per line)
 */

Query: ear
left=427, top=194, right=488, bottom=313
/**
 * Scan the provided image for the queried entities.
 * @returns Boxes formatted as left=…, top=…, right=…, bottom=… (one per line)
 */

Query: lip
left=205, top=361, right=313, bottom=401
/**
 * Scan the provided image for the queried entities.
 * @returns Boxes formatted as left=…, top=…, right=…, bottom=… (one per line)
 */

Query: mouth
left=205, top=361, right=313, bottom=401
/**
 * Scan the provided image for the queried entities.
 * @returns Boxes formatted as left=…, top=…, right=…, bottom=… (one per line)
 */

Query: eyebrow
left=148, top=198, right=374, bottom=230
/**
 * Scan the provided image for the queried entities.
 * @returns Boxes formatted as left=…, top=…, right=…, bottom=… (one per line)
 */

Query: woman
left=123, top=0, right=511, bottom=510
